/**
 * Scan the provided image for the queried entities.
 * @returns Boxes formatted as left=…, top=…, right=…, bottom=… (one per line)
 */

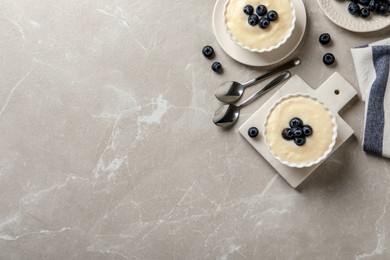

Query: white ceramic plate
left=212, top=0, right=307, bottom=67
left=317, top=0, right=390, bottom=32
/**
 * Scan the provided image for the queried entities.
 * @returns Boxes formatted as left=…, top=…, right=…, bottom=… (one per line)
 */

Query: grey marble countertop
left=1, top=0, right=390, bottom=259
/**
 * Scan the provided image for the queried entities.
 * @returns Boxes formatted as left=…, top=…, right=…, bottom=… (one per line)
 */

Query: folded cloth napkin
left=351, top=38, right=390, bottom=157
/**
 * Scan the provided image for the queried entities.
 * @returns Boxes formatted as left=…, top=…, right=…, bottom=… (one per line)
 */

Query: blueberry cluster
left=281, top=117, right=313, bottom=146
left=347, top=0, right=390, bottom=18
left=243, top=4, right=278, bottom=29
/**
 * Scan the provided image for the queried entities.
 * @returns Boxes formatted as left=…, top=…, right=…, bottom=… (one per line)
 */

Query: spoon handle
left=240, top=71, right=291, bottom=108
left=243, top=58, right=300, bottom=88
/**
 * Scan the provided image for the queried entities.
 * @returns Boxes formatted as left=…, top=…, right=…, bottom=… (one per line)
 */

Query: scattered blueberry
left=248, top=127, right=259, bottom=138
left=348, top=2, right=361, bottom=15
left=294, top=137, right=306, bottom=146
left=248, top=14, right=259, bottom=26
left=267, top=10, right=278, bottom=21
left=289, top=117, right=303, bottom=128
left=319, top=33, right=331, bottom=45
left=282, top=128, right=294, bottom=140
left=323, top=53, right=335, bottom=66
left=256, top=5, right=267, bottom=16
left=360, top=6, right=371, bottom=17
left=243, top=5, right=254, bottom=15
left=202, top=45, right=214, bottom=58
left=259, top=17, right=270, bottom=29
left=302, top=125, right=313, bottom=137
left=211, top=62, right=222, bottom=73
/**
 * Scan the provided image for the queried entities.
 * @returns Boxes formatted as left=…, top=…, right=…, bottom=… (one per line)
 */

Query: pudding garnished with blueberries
left=281, top=117, right=313, bottom=146
left=224, top=0, right=295, bottom=52
left=264, top=95, right=336, bottom=166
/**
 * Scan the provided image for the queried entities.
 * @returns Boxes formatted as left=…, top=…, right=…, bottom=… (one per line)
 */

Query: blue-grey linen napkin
left=351, top=38, right=390, bottom=157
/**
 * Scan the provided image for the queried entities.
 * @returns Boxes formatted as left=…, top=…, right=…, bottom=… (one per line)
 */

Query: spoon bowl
left=212, top=104, right=240, bottom=127
left=213, top=71, right=291, bottom=127
left=215, top=81, right=244, bottom=104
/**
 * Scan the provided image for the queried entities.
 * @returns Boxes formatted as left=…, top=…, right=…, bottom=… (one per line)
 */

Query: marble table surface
left=1, top=0, right=390, bottom=259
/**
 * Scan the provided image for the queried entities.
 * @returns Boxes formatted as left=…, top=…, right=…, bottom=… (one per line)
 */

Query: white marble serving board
left=238, top=72, right=357, bottom=188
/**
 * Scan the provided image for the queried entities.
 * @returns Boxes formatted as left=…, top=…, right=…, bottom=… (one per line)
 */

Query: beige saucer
left=212, top=0, right=306, bottom=66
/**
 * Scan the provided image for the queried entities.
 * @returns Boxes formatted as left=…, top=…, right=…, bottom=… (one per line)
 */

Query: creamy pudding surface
left=265, top=96, right=335, bottom=165
left=225, top=0, right=295, bottom=51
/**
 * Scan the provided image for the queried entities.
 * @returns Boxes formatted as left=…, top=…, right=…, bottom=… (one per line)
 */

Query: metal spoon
left=213, top=71, right=291, bottom=127
left=215, top=58, right=300, bottom=104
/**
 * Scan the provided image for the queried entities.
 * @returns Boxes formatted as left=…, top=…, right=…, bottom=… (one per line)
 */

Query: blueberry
left=202, top=45, right=214, bottom=58
left=248, top=127, right=259, bottom=138
left=369, top=0, right=378, bottom=11
left=323, top=53, right=335, bottom=65
left=359, top=0, right=370, bottom=6
left=211, top=62, right=222, bottom=73
left=294, top=137, right=306, bottom=146
left=360, top=7, right=371, bottom=17
left=385, top=4, right=390, bottom=15
left=289, top=117, right=303, bottom=128
left=243, top=5, right=254, bottom=15
left=319, top=33, right=331, bottom=45
left=302, top=125, right=313, bottom=136
left=348, top=2, right=360, bottom=15
left=292, top=127, right=303, bottom=137
left=282, top=128, right=294, bottom=140
left=375, top=2, right=383, bottom=12
left=256, top=5, right=268, bottom=16
left=248, top=14, right=259, bottom=26
left=267, top=10, right=278, bottom=21
left=377, top=3, right=389, bottom=14
left=259, top=17, right=270, bottom=29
